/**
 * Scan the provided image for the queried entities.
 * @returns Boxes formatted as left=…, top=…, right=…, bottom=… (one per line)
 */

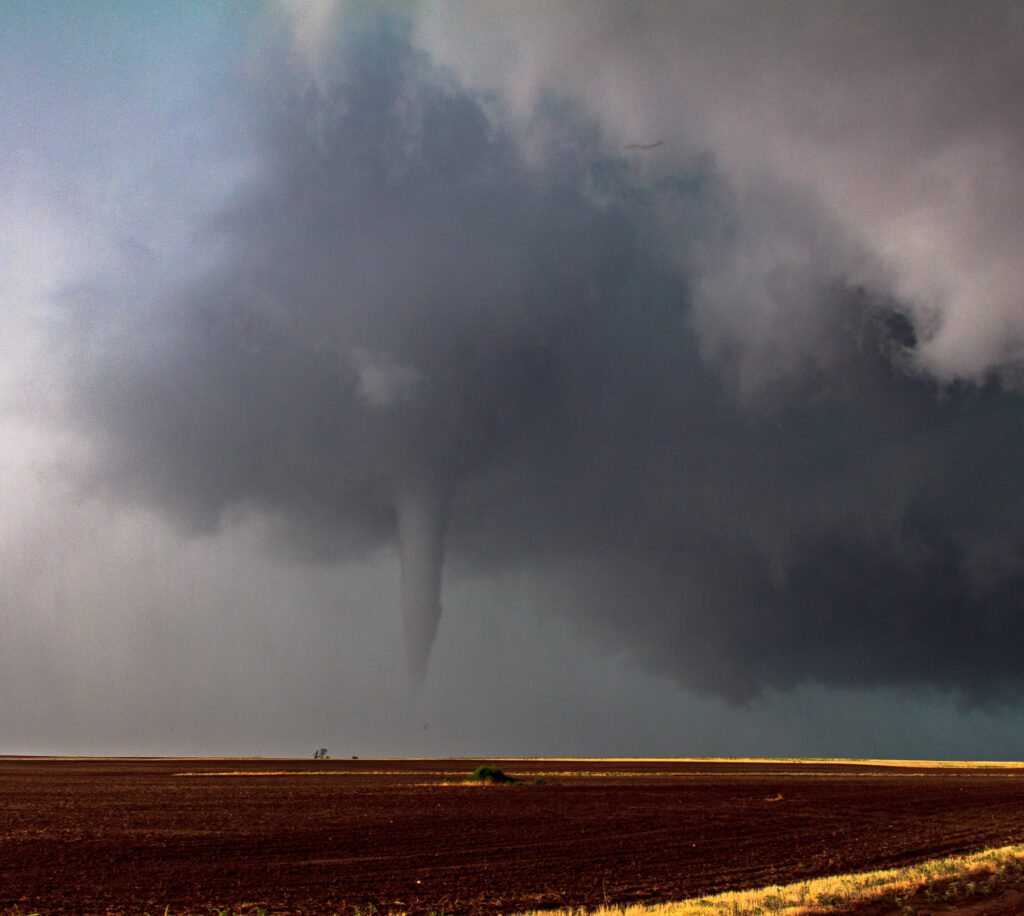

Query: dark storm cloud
left=423, top=0, right=1024, bottom=382
left=59, top=11, right=1024, bottom=701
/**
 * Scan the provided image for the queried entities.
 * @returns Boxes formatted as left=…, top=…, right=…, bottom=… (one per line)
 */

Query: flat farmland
left=4, top=757, right=1024, bottom=915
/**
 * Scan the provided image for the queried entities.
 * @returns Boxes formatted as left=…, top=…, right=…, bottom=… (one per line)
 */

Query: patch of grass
left=510, top=842, right=1024, bottom=915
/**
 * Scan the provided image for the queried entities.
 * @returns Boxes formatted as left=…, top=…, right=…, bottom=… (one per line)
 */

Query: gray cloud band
left=60, top=12, right=1024, bottom=700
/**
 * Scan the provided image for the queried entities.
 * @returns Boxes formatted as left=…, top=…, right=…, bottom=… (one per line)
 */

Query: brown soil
left=3, top=757, right=1024, bottom=915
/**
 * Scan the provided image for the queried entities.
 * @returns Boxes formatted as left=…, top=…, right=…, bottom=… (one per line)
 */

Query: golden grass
left=512, top=843, right=1024, bottom=915
left=508, top=756, right=1024, bottom=767
left=173, top=770, right=361, bottom=776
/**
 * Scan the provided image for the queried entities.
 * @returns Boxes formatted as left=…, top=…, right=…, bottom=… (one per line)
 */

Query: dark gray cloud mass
left=59, top=9, right=1024, bottom=702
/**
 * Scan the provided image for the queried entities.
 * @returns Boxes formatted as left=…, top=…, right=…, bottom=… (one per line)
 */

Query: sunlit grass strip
left=512, top=843, right=1024, bottom=916
left=173, top=770, right=468, bottom=776
left=173, top=770, right=365, bottom=776
left=511, top=756, right=1024, bottom=767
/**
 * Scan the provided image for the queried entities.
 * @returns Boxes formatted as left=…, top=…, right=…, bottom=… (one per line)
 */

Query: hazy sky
left=5, top=1, right=1024, bottom=759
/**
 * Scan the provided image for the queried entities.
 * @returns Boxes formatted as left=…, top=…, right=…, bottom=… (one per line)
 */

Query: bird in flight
left=625, top=141, right=663, bottom=150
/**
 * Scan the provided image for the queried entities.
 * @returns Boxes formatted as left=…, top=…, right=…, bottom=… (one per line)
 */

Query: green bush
left=467, top=764, right=519, bottom=784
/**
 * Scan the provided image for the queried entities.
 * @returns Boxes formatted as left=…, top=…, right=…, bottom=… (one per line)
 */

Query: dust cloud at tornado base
left=7, top=3, right=1024, bottom=754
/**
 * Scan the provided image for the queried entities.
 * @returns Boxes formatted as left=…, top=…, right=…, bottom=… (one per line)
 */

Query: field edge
left=511, top=842, right=1024, bottom=916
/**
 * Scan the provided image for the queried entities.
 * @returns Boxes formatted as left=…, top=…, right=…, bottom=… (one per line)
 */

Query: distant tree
left=314, top=747, right=329, bottom=759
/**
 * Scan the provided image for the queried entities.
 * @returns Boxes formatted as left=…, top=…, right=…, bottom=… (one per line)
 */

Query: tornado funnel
left=396, top=475, right=449, bottom=688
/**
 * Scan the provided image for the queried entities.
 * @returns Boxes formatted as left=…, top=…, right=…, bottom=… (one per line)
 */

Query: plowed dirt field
left=3, top=757, right=1024, bottom=915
